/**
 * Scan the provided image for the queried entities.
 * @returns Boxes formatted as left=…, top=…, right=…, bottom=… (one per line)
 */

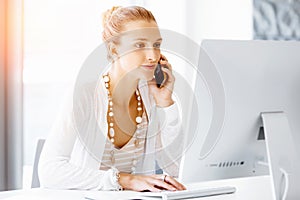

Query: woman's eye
left=135, top=43, right=145, bottom=48
left=153, top=43, right=161, bottom=48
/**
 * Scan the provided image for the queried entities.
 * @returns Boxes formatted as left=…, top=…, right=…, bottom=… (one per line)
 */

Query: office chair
left=31, top=139, right=45, bottom=188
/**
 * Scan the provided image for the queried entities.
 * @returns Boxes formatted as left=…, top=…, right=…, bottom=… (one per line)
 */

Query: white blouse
left=38, top=79, right=184, bottom=191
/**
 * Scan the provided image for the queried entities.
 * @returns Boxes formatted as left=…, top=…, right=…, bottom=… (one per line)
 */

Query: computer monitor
left=178, top=39, right=300, bottom=199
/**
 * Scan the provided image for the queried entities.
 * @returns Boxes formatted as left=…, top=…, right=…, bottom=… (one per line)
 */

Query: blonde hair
left=102, top=6, right=157, bottom=43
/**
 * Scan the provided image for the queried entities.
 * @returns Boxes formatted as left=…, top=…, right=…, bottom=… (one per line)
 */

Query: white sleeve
left=155, top=102, right=184, bottom=177
left=38, top=88, right=120, bottom=190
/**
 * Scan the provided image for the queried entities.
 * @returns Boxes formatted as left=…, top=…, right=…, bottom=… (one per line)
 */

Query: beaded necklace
left=102, top=74, right=143, bottom=172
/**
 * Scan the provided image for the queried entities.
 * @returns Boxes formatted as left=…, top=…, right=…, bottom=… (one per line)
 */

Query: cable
left=256, top=161, right=289, bottom=200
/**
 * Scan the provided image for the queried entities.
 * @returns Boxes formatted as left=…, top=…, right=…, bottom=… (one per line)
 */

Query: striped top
left=100, top=112, right=148, bottom=173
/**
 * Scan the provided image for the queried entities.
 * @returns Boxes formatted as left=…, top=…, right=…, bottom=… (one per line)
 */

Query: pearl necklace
left=103, top=74, right=143, bottom=172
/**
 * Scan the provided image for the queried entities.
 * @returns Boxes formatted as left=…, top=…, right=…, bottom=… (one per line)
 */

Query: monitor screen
left=179, top=40, right=300, bottom=194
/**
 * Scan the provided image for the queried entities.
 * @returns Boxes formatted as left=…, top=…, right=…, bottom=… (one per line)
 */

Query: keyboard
left=140, top=186, right=236, bottom=200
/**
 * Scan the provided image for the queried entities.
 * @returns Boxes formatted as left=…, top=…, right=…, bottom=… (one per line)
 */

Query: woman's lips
left=141, top=64, right=156, bottom=70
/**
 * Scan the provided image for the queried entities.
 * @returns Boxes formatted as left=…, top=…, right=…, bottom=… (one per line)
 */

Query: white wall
left=144, top=0, right=186, bottom=35
left=23, top=0, right=253, bottom=83
left=23, top=0, right=143, bottom=84
left=185, top=0, right=253, bottom=44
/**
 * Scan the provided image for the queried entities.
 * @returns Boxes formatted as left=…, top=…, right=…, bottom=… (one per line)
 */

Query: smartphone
left=154, top=62, right=167, bottom=88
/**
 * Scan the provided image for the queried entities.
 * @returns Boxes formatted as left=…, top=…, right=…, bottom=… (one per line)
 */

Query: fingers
left=150, top=178, right=177, bottom=191
left=130, top=174, right=186, bottom=192
left=160, top=54, right=168, bottom=62
left=152, top=175, right=186, bottom=191
left=147, top=185, right=162, bottom=192
left=161, top=67, right=175, bottom=83
left=159, top=59, right=172, bottom=71
left=159, top=54, right=172, bottom=70
left=164, top=176, right=186, bottom=190
left=142, top=175, right=177, bottom=192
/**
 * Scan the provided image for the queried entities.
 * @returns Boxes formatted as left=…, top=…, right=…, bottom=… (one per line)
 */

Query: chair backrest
left=31, top=139, right=45, bottom=188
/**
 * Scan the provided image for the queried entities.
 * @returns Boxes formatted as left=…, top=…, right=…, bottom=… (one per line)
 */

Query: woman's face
left=114, top=20, right=162, bottom=81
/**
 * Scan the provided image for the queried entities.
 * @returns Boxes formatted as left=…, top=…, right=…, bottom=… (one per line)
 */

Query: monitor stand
left=261, top=112, right=300, bottom=200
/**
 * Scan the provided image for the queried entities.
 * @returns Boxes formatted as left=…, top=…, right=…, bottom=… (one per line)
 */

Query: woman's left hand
left=148, top=54, right=175, bottom=107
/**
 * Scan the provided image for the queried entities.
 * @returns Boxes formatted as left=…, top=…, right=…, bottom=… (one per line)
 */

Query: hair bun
left=102, top=6, right=121, bottom=28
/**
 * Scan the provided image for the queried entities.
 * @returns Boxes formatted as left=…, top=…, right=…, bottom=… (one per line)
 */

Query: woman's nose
left=146, top=48, right=159, bottom=63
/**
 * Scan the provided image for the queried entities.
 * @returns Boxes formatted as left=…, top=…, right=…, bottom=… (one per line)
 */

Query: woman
left=38, top=6, right=185, bottom=192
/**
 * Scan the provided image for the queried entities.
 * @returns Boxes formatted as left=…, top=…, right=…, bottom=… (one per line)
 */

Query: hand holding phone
left=151, top=55, right=175, bottom=107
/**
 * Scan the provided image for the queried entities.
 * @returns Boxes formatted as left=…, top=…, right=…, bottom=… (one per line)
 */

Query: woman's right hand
left=119, top=173, right=186, bottom=192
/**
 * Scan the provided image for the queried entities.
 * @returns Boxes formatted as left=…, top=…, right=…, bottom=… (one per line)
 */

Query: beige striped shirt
left=100, top=112, right=148, bottom=173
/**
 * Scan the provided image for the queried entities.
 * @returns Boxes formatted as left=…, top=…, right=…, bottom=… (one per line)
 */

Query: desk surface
left=0, top=175, right=273, bottom=200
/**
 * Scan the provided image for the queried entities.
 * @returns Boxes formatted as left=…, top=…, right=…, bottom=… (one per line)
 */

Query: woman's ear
left=108, top=42, right=118, bottom=59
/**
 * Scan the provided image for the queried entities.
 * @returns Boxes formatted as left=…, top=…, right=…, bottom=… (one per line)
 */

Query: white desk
left=0, top=175, right=273, bottom=200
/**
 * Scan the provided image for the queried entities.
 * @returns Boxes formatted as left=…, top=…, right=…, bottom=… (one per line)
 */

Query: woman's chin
left=137, top=72, right=154, bottom=81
